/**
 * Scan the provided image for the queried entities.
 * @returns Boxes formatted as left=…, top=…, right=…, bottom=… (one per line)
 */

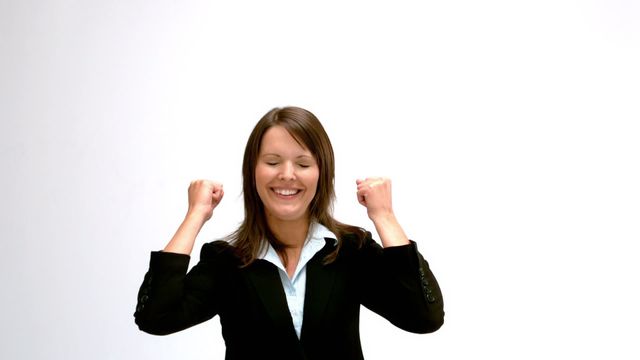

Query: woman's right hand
left=163, top=180, right=223, bottom=255
left=187, top=179, right=224, bottom=222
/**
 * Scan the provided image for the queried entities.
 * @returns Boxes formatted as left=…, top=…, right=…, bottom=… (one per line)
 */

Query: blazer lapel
left=300, top=238, right=337, bottom=340
left=245, top=260, right=298, bottom=338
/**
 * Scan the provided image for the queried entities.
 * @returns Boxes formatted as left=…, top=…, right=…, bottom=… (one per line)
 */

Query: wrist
left=184, top=210, right=209, bottom=227
left=369, top=211, right=397, bottom=225
left=371, top=213, right=410, bottom=248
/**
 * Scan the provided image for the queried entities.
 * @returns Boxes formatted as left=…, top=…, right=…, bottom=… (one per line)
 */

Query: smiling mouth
left=272, top=188, right=302, bottom=197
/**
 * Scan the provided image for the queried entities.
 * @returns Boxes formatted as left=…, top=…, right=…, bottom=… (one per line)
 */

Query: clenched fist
left=356, top=177, right=394, bottom=221
left=356, top=177, right=410, bottom=247
left=187, top=179, right=224, bottom=222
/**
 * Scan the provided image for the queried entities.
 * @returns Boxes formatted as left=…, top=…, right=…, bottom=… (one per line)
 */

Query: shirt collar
left=258, top=222, right=337, bottom=265
left=307, top=222, right=338, bottom=245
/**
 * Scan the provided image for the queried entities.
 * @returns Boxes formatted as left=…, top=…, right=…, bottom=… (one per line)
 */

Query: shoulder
left=199, top=240, right=240, bottom=265
left=337, top=230, right=379, bottom=256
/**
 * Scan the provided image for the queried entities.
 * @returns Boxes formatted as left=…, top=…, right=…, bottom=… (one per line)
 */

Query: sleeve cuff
left=382, top=240, right=421, bottom=273
left=149, top=251, right=191, bottom=274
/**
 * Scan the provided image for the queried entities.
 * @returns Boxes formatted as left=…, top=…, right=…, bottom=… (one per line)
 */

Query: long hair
left=228, top=106, right=365, bottom=266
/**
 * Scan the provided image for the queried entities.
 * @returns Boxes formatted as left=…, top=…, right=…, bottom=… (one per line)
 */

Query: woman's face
left=255, top=126, right=319, bottom=225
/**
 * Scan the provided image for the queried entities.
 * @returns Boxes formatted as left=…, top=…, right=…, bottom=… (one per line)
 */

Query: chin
left=266, top=208, right=308, bottom=223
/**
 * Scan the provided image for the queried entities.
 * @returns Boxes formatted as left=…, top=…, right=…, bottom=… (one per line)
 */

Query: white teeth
left=274, top=188, right=299, bottom=196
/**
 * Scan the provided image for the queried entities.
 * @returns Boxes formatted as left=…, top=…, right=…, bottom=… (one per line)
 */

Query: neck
left=266, top=216, right=311, bottom=278
left=266, top=216, right=311, bottom=250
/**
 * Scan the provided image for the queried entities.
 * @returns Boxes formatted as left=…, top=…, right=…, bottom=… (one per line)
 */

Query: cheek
left=254, top=167, right=270, bottom=202
left=307, top=170, right=320, bottom=193
left=254, top=165, right=271, bottom=186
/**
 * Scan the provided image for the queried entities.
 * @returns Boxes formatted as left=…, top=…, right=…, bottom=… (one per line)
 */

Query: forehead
left=259, top=126, right=311, bottom=155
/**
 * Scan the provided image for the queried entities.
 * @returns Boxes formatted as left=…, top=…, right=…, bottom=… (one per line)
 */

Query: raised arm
left=134, top=180, right=225, bottom=335
left=356, top=177, right=444, bottom=333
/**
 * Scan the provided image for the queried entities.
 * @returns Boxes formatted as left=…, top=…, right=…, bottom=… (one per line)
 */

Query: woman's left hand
left=357, top=177, right=410, bottom=247
left=356, top=177, right=394, bottom=221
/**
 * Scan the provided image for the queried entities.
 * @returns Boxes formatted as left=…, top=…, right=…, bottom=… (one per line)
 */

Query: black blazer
left=134, top=233, right=444, bottom=359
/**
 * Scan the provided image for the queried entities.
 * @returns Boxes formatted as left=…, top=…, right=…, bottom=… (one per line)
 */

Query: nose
left=278, top=161, right=296, bottom=180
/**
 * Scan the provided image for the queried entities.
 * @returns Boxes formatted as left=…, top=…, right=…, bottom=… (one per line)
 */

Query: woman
left=134, top=106, right=444, bottom=359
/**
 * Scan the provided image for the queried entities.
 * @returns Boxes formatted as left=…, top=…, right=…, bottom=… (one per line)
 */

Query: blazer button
left=426, top=294, right=436, bottom=303
left=140, top=295, right=149, bottom=303
left=136, top=304, right=144, bottom=312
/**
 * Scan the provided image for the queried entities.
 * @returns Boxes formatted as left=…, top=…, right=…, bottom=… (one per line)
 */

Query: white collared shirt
left=259, top=223, right=337, bottom=339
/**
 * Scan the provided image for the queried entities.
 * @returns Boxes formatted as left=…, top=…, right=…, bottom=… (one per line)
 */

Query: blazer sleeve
left=357, top=235, right=445, bottom=333
left=133, top=241, right=231, bottom=335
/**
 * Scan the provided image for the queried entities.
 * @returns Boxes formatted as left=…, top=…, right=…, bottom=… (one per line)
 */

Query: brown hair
left=228, top=106, right=365, bottom=266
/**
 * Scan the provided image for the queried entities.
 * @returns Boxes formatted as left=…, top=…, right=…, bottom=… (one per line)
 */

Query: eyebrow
left=261, top=153, right=314, bottom=159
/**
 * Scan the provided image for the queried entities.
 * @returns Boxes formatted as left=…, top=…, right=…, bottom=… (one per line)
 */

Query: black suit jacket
left=134, top=234, right=444, bottom=359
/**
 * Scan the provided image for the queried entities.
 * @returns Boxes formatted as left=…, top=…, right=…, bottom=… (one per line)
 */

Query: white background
left=1, top=1, right=639, bottom=359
